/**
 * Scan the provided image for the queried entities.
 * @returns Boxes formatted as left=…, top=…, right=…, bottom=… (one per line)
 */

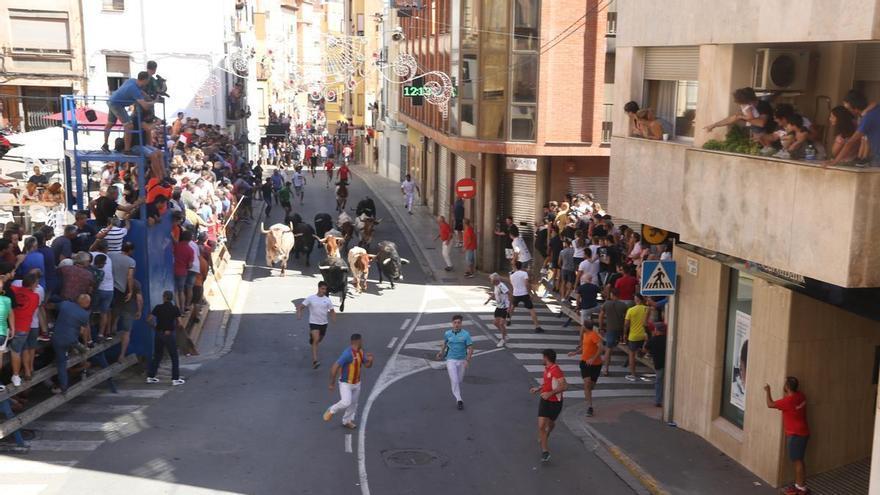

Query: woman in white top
left=572, top=231, right=587, bottom=267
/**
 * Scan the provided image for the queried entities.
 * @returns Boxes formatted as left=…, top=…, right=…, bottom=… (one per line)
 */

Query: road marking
left=525, top=364, right=639, bottom=373
left=55, top=404, right=143, bottom=414
left=0, top=460, right=76, bottom=474
left=504, top=343, right=582, bottom=350
left=533, top=376, right=651, bottom=385
left=86, top=389, right=168, bottom=399
left=513, top=352, right=581, bottom=361
left=24, top=440, right=105, bottom=451
left=345, top=434, right=353, bottom=453
left=403, top=335, right=488, bottom=351
left=420, top=306, right=461, bottom=314
left=400, top=318, right=411, bottom=330
left=496, top=333, right=579, bottom=342
left=386, top=337, right=398, bottom=349
left=0, top=484, right=48, bottom=495
left=29, top=420, right=129, bottom=432
left=413, top=321, right=476, bottom=331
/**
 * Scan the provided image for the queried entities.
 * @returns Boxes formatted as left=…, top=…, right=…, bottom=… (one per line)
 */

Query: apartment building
left=608, top=0, right=880, bottom=489
left=385, top=0, right=616, bottom=271
left=0, top=0, right=86, bottom=131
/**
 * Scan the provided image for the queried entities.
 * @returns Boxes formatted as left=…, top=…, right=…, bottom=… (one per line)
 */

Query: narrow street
left=0, top=173, right=632, bottom=494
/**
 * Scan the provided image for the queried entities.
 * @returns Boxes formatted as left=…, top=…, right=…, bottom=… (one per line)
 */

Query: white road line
left=29, top=421, right=129, bottom=432
left=420, top=306, right=461, bottom=314
left=563, top=389, right=655, bottom=399
left=496, top=333, right=579, bottom=342
left=533, top=376, right=651, bottom=385
left=86, top=389, right=168, bottom=399
left=24, top=440, right=105, bottom=452
left=0, top=460, right=76, bottom=474
left=403, top=335, right=489, bottom=351
left=504, top=343, right=580, bottom=350
left=524, top=364, right=639, bottom=373
left=400, top=318, right=411, bottom=330
left=513, top=352, right=581, bottom=361
left=386, top=337, right=398, bottom=349
left=55, top=404, right=143, bottom=414
left=0, top=484, right=48, bottom=495
left=345, top=434, right=353, bottom=453
left=413, top=321, right=476, bottom=331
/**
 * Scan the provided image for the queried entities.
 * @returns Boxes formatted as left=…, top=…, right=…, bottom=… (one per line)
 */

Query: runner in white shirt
left=291, top=167, right=307, bottom=205
left=296, top=281, right=337, bottom=369
left=400, top=174, right=420, bottom=215
left=510, top=232, right=532, bottom=269
left=508, top=261, right=544, bottom=333
left=487, top=273, right=512, bottom=347
left=576, top=256, right=600, bottom=286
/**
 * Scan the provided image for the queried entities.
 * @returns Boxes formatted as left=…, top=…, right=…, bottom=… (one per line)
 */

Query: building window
left=102, top=0, right=125, bottom=11
left=461, top=0, right=479, bottom=49
left=478, top=0, right=509, bottom=140
left=644, top=79, right=698, bottom=139
left=9, top=10, right=71, bottom=55
left=720, top=270, right=753, bottom=429
left=105, top=55, right=130, bottom=93
left=508, top=0, right=538, bottom=141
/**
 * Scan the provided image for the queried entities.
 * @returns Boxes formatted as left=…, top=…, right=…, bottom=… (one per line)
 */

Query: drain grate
left=382, top=449, right=445, bottom=469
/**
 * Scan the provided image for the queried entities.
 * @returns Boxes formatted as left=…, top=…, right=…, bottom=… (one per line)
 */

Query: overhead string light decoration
left=377, top=53, right=455, bottom=119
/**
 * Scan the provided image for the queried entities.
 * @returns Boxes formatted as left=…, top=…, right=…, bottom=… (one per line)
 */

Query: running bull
left=261, top=222, right=299, bottom=276
left=347, top=246, right=375, bottom=293
left=318, top=254, right=349, bottom=312
left=375, top=240, right=409, bottom=289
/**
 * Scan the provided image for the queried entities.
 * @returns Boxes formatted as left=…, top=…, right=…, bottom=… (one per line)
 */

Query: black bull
left=319, top=256, right=348, bottom=312
left=375, top=241, right=410, bottom=289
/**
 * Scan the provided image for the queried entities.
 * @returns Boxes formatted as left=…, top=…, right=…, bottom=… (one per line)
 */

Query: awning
left=46, top=108, right=119, bottom=130
left=5, top=127, right=106, bottom=160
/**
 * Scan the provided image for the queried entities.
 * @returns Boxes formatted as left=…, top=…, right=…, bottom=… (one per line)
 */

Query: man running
left=529, top=349, right=567, bottom=462
left=324, top=333, right=374, bottom=429
left=296, top=281, right=336, bottom=369
left=291, top=166, right=306, bottom=205
left=278, top=181, right=293, bottom=217
left=435, top=315, right=473, bottom=410
left=400, top=174, right=419, bottom=215
left=309, top=146, right=319, bottom=177
left=487, top=273, right=510, bottom=347
left=324, top=158, right=335, bottom=188
left=337, top=161, right=351, bottom=186
left=509, top=261, right=544, bottom=333
left=568, top=322, right=604, bottom=417
left=623, top=293, right=650, bottom=381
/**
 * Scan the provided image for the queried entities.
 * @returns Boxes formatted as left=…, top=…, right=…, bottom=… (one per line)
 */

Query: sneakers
left=534, top=327, right=545, bottom=333
left=323, top=408, right=334, bottom=421
left=11, top=374, right=21, bottom=387
left=495, top=338, right=506, bottom=348
left=100, top=143, right=110, bottom=153
left=540, top=451, right=551, bottom=462
left=172, top=379, right=186, bottom=386
left=625, top=374, right=637, bottom=382
left=586, top=406, right=594, bottom=417
left=146, top=377, right=160, bottom=384
left=444, top=266, right=453, bottom=272
left=37, top=332, right=50, bottom=342
left=343, top=422, right=357, bottom=429
left=457, top=400, right=464, bottom=410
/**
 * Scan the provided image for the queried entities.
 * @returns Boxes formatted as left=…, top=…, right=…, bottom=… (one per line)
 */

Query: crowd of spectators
left=0, top=63, right=260, bottom=399
left=625, top=87, right=879, bottom=167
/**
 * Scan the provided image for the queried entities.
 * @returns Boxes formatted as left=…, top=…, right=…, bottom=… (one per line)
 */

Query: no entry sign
left=455, top=178, right=476, bottom=199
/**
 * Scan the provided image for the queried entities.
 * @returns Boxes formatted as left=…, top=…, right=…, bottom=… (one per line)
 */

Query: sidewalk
left=353, top=163, right=790, bottom=495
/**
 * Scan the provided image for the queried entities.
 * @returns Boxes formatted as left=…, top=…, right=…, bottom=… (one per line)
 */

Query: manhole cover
left=382, top=449, right=445, bottom=469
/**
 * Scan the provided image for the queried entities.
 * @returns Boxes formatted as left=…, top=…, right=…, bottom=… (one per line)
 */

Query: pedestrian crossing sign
left=641, top=261, right=676, bottom=296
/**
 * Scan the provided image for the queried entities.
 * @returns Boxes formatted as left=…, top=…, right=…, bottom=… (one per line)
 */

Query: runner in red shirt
left=9, top=273, right=41, bottom=386
left=324, top=159, right=335, bottom=188
left=529, top=349, right=568, bottom=463
left=435, top=216, right=454, bottom=272
left=614, top=265, right=639, bottom=302
left=462, top=219, right=477, bottom=277
left=337, top=162, right=351, bottom=186
left=765, top=377, right=810, bottom=495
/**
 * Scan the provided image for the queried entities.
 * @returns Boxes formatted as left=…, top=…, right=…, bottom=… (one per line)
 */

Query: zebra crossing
left=402, top=284, right=655, bottom=401
left=0, top=362, right=202, bottom=494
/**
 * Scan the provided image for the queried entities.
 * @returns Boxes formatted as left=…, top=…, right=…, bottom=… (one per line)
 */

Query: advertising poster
left=729, top=310, right=750, bottom=411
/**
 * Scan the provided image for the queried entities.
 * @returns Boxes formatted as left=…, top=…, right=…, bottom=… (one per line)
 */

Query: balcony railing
left=606, top=12, right=617, bottom=37
left=609, top=136, right=880, bottom=288
left=601, top=103, right=613, bottom=144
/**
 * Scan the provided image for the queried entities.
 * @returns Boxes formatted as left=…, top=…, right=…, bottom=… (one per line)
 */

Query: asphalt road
left=1, top=169, right=634, bottom=495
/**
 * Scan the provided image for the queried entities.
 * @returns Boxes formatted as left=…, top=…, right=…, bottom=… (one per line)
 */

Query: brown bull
left=357, top=215, right=382, bottom=249
left=316, top=233, right=346, bottom=259
left=262, top=222, right=298, bottom=276
left=346, top=246, right=375, bottom=293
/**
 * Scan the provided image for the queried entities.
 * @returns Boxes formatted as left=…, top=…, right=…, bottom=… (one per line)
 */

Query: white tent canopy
left=5, top=126, right=106, bottom=160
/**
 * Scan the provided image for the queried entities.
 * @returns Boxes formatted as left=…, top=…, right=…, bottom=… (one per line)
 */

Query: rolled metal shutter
left=455, top=154, right=467, bottom=182
left=568, top=176, right=609, bottom=210
left=855, top=43, right=880, bottom=81
left=644, top=46, right=699, bottom=81
left=438, top=146, right=450, bottom=216
left=507, top=172, right=536, bottom=243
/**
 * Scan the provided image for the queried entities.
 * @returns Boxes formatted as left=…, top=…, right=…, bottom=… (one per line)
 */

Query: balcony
left=609, top=137, right=880, bottom=288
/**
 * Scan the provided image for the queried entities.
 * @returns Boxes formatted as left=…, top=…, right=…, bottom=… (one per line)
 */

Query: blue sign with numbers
left=641, top=260, right=677, bottom=296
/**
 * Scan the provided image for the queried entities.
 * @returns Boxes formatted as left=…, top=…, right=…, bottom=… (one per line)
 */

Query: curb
left=562, top=403, right=669, bottom=495
left=350, top=166, right=437, bottom=282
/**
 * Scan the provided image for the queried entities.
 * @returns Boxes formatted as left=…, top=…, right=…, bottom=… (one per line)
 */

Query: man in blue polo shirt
left=829, top=89, right=880, bottom=167
left=435, top=314, right=474, bottom=410
left=102, top=71, right=154, bottom=155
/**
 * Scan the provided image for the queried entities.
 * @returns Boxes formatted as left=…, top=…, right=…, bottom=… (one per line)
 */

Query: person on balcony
left=827, top=89, right=879, bottom=168
left=704, top=87, right=775, bottom=144
left=101, top=71, right=154, bottom=155
left=828, top=106, right=860, bottom=163
left=623, top=101, right=642, bottom=137
left=635, top=108, right=670, bottom=140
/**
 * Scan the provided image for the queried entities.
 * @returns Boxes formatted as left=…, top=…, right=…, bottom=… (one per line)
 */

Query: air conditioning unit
left=753, top=49, right=810, bottom=91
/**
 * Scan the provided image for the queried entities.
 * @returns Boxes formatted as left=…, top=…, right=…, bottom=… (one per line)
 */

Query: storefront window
left=721, top=270, right=753, bottom=429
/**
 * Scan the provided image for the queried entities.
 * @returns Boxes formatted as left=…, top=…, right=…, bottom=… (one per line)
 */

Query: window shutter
left=105, top=55, right=130, bottom=76
left=855, top=43, right=880, bottom=82
left=644, top=46, right=699, bottom=81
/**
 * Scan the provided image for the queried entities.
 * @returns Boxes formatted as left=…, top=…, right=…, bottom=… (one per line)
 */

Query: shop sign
left=505, top=156, right=537, bottom=172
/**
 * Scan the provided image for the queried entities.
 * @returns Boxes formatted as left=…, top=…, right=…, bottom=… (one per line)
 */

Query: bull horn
left=260, top=222, right=269, bottom=234
left=382, top=258, right=391, bottom=265
left=293, top=233, right=304, bottom=237
left=400, top=258, right=410, bottom=265
left=314, top=235, right=324, bottom=242
left=376, top=218, right=383, bottom=224
left=368, top=254, right=377, bottom=259
left=318, top=265, right=331, bottom=270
